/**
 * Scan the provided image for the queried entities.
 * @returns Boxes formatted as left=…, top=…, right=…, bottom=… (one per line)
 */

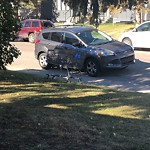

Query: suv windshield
left=77, top=29, right=112, bottom=45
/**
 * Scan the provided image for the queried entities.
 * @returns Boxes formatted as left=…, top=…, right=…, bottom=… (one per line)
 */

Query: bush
left=0, top=0, right=21, bottom=70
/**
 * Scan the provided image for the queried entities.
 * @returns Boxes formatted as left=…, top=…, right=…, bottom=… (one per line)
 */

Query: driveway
left=8, top=42, right=150, bottom=93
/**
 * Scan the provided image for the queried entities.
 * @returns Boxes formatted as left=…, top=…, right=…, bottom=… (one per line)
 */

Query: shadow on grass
left=0, top=70, right=150, bottom=150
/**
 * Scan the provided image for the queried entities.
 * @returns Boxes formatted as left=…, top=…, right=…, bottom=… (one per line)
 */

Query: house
left=112, top=9, right=135, bottom=23
left=55, top=0, right=72, bottom=22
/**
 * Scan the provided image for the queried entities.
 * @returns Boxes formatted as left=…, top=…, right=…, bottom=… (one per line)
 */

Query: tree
left=132, top=0, right=150, bottom=25
left=62, top=0, right=99, bottom=24
left=62, top=0, right=81, bottom=19
left=18, top=0, right=42, bottom=19
left=90, top=0, right=99, bottom=25
left=19, top=0, right=43, bottom=9
left=102, top=0, right=150, bottom=25
left=21, top=0, right=150, bottom=26
left=0, top=0, right=21, bottom=70
left=18, top=0, right=58, bottom=20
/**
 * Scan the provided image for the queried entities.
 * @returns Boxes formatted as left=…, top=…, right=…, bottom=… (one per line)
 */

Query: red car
left=16, top=19, right=54, bottom=42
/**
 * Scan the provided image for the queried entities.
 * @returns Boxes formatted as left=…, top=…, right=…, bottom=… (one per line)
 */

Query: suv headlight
left=97, top=50, right=115, bottom=56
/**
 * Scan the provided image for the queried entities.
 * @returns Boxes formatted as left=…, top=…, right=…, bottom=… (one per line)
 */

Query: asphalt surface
left=8, top=42, right=150, bottom=94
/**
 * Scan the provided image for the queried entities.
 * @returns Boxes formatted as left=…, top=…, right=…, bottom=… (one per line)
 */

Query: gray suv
left=35, top=26, right=135, bottom=77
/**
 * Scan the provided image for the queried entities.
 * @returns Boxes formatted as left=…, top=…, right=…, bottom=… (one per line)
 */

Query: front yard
left=0, top=70, right=150, bottom=150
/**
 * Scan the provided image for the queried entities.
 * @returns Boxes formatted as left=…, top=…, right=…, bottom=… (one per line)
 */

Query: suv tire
left=85, top=58, right=100, bottom=77
left=28, top=33, right=36, bottom=43
left=39, top=53, right=51, bottom=69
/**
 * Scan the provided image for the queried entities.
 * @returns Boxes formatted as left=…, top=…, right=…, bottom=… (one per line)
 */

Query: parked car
left=35, top=26, right=135, bottom=77
left=118, top=21, right=150, bottom=48
left=16, top=19, right=54, bottom=42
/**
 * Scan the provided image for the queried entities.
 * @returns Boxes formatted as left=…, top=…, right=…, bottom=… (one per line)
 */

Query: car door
left=46, top=31, right=64, bottom=65
left=58, top=32, right=85, bottom=69
left=131, top=22, right=150, bottom=48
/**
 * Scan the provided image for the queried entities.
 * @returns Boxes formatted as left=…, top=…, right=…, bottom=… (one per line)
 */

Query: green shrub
left=0, top=0, right=21, bottom=70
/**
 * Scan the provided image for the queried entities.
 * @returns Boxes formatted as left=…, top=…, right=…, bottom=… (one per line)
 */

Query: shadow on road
left=17, top=58, right=150, bottom=93
left=85, top=58, right=150, bottom=92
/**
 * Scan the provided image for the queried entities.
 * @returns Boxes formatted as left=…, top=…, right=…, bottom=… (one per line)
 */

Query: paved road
left=8, top=42, right=150, bottom=93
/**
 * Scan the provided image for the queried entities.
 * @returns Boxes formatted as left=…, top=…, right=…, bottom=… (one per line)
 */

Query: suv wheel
left=39, top=53, right=51, bottom=69
left=85, top=58, right=100, bottom=77
left=28, top=33, right=36, bottom=43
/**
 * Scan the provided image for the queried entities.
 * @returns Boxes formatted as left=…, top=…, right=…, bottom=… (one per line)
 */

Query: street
left=8, top=42, right=150, bottom=93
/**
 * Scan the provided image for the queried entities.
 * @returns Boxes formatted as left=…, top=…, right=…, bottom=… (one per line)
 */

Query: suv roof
left=42, top=25, right=96, bottom=34
left=23, top=18, right=53, bottom=22
left=23, top=19, right=54, bottom=27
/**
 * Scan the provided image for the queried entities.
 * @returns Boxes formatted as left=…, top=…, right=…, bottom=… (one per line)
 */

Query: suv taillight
left=38, top=27, right=42, bottom=32
left=35, top=39, right=41, bottom=43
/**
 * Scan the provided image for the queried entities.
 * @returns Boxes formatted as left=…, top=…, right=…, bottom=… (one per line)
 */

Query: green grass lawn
left=0, top=70, right=150, bottom=150
left=98, top=23, right=135, bottom=40
left=54, top=22, right=135, bottom=40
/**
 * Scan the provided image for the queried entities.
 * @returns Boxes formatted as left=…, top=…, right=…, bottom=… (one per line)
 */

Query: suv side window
left=32, top=21, right=39, bottom=27
left=64, top=33, right=79, bottom=45
left=24, top=21, right=31, bottom=27
left=51, top=32, right=63, bottom=42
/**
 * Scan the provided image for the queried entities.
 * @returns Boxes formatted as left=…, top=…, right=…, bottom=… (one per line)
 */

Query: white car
left=118, top=21, right=150, bottom=48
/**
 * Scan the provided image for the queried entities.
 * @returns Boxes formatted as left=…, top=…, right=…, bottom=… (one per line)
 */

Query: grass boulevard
left=0, top=70, right=150, bottom=150
left=0, top=23, right=150, bottom=150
